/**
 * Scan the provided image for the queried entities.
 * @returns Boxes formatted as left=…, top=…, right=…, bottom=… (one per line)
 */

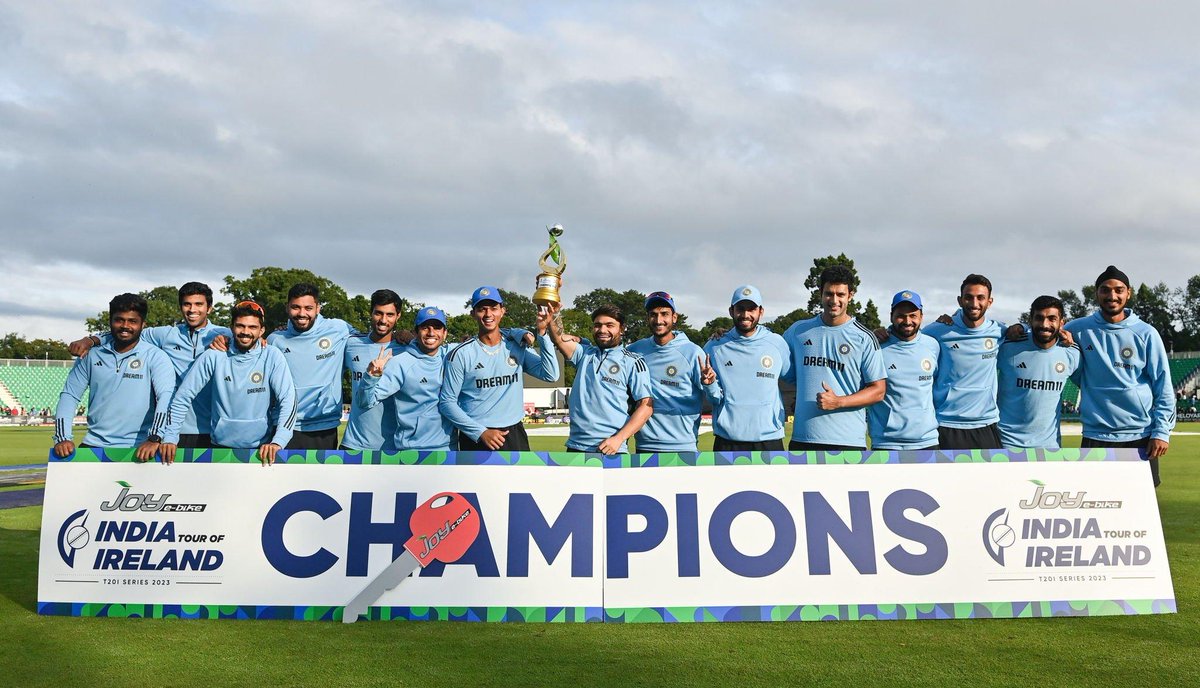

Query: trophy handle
left=538, top=241, right=567, bottom=275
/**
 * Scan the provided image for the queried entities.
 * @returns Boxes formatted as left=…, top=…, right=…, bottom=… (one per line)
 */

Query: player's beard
left=1033, top=327, right=1058, bottom=345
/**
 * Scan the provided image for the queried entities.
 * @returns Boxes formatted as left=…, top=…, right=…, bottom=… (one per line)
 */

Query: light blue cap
left=730, top=285, right=763, bottom=307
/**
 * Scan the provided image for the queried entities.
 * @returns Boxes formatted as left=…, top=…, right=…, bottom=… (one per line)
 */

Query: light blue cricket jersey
left=997, top=336, right=1081, bottom=449
left=565, top=342, right=653, bottom=453
left=161, top=343, right=296, bottom=448
left=627, top=332, right=719, bottom=453
left=54, top=339, right=175, bottom=447
left=341, top=334, right=405, bottom=450
left=100, top=322, right=232, bottom=435
left=703, top=326, right=791, bottom=443
left=783, top=316, right=887, bottom=448
left=1065, top=309, right=1175, bottom=442
left=923, top=310, right=1005, bottom=429
left=267, top=315, right=355, bottom=432
left=868, top=332, right=940, bottom=450
left=357, top=344, right=452, bottom=451
left=439, top=332, right=560, bottom=441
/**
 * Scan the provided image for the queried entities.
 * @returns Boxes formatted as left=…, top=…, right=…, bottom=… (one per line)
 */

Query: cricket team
left=52, top=264, right=1175, bottom=485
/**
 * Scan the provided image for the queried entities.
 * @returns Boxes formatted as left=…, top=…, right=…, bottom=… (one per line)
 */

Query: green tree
left=223, top=267, right=361, bottom=332
left=698, top=316, right=734, bottom=343
left=1175, top=275, right=1200, bottom=350
left=765, top=307, right=813, bottom=335
left=0, top=333, right=72, bottom=360
left=86, top=285, right=181, bottom=333
left=802, top=254, right=880, bottom=327
left=1131, top=282, right=1178, bottom=351
left=1056, top=289, right=1092, bottom=320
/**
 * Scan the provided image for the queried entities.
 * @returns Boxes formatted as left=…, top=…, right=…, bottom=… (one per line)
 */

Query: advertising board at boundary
left=37, top=448, right=1175, bottom=623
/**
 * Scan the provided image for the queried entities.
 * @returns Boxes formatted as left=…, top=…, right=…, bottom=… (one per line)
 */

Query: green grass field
left=1, top=425, right=1197, bottom=687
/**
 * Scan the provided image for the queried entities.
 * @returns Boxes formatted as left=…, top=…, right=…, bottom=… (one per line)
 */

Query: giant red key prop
left=343, top=492, right=482, bottom=623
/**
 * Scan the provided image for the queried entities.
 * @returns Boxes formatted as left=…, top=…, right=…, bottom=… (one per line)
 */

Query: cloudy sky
left=2, top=1, right=1198, bottom=340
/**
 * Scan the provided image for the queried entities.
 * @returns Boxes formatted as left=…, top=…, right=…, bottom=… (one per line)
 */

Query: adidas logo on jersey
left=951, top=343, right=960, bottom=349
left=475, top=362, right=486, bottom=370
left=284, top=347, right=291, bottom=353
left=174, top=345, right=182, bottom=351
left=803, top=339, right=813, bottom=346
left=1086, top=345, right=1094, bottom=350
left=888, top=363, right=897, bottom=370
left=1017, top=362, right=1027, bottom=369
left=419, top=377, right=428, bottom=384
left=94, top=360, right=104, bottom=367
left=224, top=375, right=233, bottom=381
left=724, top=361, right=733, bottom=367
left=352, top=356, right=360, bottom=362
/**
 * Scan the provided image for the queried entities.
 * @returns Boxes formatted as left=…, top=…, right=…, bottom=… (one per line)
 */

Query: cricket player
left=546, top=302, right=653, bottom=454
left=53, top=293, right=175, bottom=461
left=67, top=282, right=231, bottom=448
left=923, top=274, right=1006, bottom=449
left=783, top=265, right=886, bottom=451
left=704, top=285, right=792, bottom=452
left=627, top=291, right=720, bottom=453
left=997, top=295, right=1081, bottom=450
left=1065, top=266, right=1175, bottom=485
left=439, top=286, right=559, bottom=451
left=160, top=301, right=296, bottom=465
left=868, top=290, right=941, bottom=450
left=341, top=289, right=405, bottom=451
left=357, top=306, right=453, bottom=451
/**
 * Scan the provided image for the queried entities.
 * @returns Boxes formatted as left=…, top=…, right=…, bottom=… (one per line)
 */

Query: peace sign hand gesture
left=367, top=345, right=392, bottom=377
left=699, top=354, right=717, bottom=385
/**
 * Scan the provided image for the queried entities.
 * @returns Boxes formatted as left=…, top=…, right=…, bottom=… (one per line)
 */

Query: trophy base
left=533, top=273, right=562, bottom=307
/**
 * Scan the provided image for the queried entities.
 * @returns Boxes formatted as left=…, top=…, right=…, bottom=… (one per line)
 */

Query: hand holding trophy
left=533, top=224, right=567, bottom=307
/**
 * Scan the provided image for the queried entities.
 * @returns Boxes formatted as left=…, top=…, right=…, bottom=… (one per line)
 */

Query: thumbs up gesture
left=816, top=381, right=842, bottom=411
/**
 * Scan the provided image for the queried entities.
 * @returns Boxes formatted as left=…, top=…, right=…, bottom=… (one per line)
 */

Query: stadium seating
left=1168, top=357, right=1200, bottom=387
left=0, top=364, right=86, bottom=413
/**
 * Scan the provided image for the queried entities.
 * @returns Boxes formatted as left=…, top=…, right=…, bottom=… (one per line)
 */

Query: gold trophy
left=533, top=224, right=567, bottom=306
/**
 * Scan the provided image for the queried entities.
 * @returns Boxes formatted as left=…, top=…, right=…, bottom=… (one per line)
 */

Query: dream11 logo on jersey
left=981, top=480, right=1149, bottom=570
left=56, top=481, right=222, bottom=572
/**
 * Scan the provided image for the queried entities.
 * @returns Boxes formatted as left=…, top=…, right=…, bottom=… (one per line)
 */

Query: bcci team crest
left=479, top=288, right=491, bottom=297
left=742, top=287, right=752, bottom=297
left=1121, top=346, right=1133, bottom=359
left=921, top=358, right=933, bottom=372
left=507, top=355, right=517, bottom=368
left=129, top=359, right=142, bottom=370
left=1054, top=362, right=1066, bottom=374
left=426, top=308, right=436, bottom=316
left=984, top=339, right=995, bottom=350
left=665, top=365, right=678, bottom=377
left=761, top=356, right=773, bottom=369
left=251, top=371, right=264, bottom=384
left=838, top=343, right=851, bottom=356
left=902, top=291, right=913, bottom=299
left=608, top=364, right=620, bottom=375
left=318, top=338, right=332, bottom=351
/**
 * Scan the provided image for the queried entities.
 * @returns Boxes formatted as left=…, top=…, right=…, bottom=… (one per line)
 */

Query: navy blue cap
left=415, top=306, right=447, bottom=327
left=645, top=291, right=676, bottom=311
left=471, top=286, right=504, bottom=308
left=891, top=290, right=923, bottom=311
left=731, top=285, right=763, bottom=307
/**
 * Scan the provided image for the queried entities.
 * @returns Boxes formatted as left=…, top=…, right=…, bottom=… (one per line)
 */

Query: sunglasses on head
left=235, top=300, right=265, bottom=316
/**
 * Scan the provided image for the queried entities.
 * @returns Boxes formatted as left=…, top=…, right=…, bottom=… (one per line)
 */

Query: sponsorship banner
left=38, top=449, right=605, bottom=622
left=38, top=448, right=1175, bottom=623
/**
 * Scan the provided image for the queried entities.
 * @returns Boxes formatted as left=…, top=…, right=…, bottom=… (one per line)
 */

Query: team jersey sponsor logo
left=318, top=338, right=332, bottom=351
left=803, top=339, right=813, bottom=346
left=419, top=377, right=428, bottom=384
left=665, top=365, right=678, bottom=377
left=888, top=363, right=897, bottom=370
left=251, top=371, right=264, bottom=384
left=838, top=343, right=851, bottom=356
left=352, top=355, right=360, bottom=362
left=129, top=359, right=142, bottom=370
left=1054, top=362, right=1066, bottom=374
left=921, top=358, right=933, bottom=372
left=1120, top=346, right=1133, bottom=359
left=283, top=347, right=292, bottom=353
left=724, top=360, right=733, bottom=367
left=475, top=362, right=486, bottom=370
left=94, top=360, right=104, bottom=367
left=761, top=356, right=773, bottom=369
left=1017, top=362, right=1027, bottom=369
left=224, top=375, right=233, bottom=382
left=951, top=343, right=960, bottom=350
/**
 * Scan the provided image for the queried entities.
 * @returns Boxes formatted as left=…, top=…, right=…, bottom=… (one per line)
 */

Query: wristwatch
left=147, top=434, right=163, bottom=443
